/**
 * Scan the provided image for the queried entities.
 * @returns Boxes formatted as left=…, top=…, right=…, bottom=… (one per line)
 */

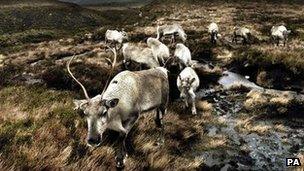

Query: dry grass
left=0, top=86, right=222, bottom=170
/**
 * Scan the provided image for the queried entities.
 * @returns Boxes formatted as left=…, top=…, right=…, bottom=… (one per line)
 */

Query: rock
left=207, top=126, right=218, bottom=136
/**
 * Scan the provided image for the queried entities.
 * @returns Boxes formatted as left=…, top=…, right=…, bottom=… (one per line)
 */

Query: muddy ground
left=0, top=0, right=304, bottom=170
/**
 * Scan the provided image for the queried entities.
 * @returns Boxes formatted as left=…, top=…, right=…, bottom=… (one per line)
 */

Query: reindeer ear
left=73, top=99, right=88, bottom=110
left=178, top=75, right=182, bottom=81
left=105, top=98, right=119, bottom=108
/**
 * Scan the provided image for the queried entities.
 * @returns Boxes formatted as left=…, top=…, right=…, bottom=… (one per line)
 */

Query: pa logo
left=286, top=158, right=302, bottom=167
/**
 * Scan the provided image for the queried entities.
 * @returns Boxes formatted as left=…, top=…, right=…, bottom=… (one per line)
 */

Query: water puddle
left=218, top=71, right=263, bottom=90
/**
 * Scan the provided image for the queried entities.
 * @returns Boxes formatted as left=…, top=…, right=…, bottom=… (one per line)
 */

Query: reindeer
left=271, top=25, right=291, bottom=46
left=208, top=22, right=221, bottom=45
left=232, top=26, right=252, bottom=45
left=177, top=67, right=200, bottom=115
left=147, top=37, right=170, bottom=66
left=174, top=43, right=192, bottom=70
left=156, top=24, right=187, bottom=44
left=105, top=29, right=128, bottom=50
left=122, top=43, right=160, bottom=70
left=67, top=47, right=169, bottom=168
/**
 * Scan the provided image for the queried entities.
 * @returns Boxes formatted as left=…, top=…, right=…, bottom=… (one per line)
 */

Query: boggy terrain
left=0, top=0, right=304, bottom=170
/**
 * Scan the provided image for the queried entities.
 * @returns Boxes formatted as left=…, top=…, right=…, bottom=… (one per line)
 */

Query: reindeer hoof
left=115, top=156, right=126, bottom=169
left=116, top=161, right=125, bottom=169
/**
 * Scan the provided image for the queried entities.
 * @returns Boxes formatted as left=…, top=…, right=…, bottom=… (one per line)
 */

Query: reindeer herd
left=67, top=22, right=292, bottom=168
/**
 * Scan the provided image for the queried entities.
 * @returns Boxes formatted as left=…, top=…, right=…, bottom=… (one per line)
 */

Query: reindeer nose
left=87, top=136, right=101, bottom=146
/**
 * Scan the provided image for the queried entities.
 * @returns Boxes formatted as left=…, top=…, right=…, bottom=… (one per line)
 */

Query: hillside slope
left=0, top=0, right=142, bottom=51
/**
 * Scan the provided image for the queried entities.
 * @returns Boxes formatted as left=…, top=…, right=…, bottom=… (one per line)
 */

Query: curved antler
left=67, top=55, right=90, bottom=100
left=101, top=46, right=117, bottom=96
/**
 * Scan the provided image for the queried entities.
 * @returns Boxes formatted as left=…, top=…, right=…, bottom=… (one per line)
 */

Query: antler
left=101, top=46, right=117, bottom=96
left=67, top=55, right=90, bottom=100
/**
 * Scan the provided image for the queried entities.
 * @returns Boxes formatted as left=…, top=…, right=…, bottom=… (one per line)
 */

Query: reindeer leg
left=179, top=62, right=183, bottom=70
left=115, top=132, right=127, bottom=169
left=159, top=57, right=165, bottom=66
left=243, top=37, right=246, bottom=45
left=115, top=115, right=138, bottom=169
left=277, top=39, right=280, bottom=47
left=171, top=35, right=175, bottom=44
left=155, top=106, right=166, bottom=145
left=184, top=100, right=189, bottom=108
left=189, top=90, right=197, bottom=115
left=155, top=108, right=163, bottom=128
left=210, top=35, right=213, bottom=44
left=123, top=59, right=128, bottom=70
left=191, top=98, right=197, bottom=115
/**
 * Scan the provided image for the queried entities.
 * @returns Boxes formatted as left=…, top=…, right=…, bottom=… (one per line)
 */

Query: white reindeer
left=271, top=25, right=291, bottom=46
left=208, top=22, right=221, bottom=44
left=177, top=67, right=200, bottom=115
left=67, top=48, right=169, bottom=168
left=174, top=43, right=192, bottom=70
left=157, top=24, right=187, bottom=43
left=105, top=29, right=128, bottom=49
left=147, top=37, right=170, bottom=66
left=232, top=26, right=252, bottom=45
left=122, top=43, right=160, bottom=69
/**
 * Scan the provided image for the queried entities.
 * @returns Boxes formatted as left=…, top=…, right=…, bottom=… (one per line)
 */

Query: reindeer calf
left=105, top=29, right=128, bottom=48
left=271, top=25, right=291, bottom=46
left=157, top=24, right=187, bottom=43
left=147, top=37, right=170, bottom=66
left=233, top=26, right=252, bottom=45
left=174, top=43, right=192, bottom=70
left=208, top=22, right=221, bottom=45
left=177, top=67, right=200, bottom=115
left=122, top=43, right=160, bottom=69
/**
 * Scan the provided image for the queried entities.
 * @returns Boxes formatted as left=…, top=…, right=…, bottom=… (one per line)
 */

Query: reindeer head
left=67, top=47, right=117, bottom=147
left=178, top=76, right=195, bottom=101
left=211, top=30, right=219, bottom=41
left=180, top=31, right=187, bottom=42
left=74, top=96, right=119, bottom=147
left=175, top=43, right=184, bottom=50
left=121, top=31, right=129, bottom=41
left=147, top=37, right=161, bottom=47
left=283, top=29, right=291, bottom=40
